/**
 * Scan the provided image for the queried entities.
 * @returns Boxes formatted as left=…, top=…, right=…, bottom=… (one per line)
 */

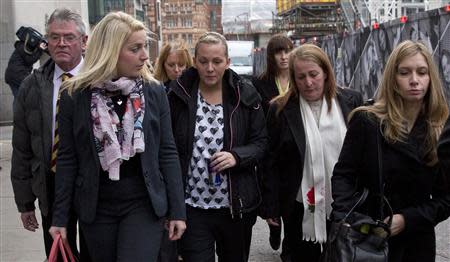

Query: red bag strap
left=48, top=234, right=76, bottom=262
left=62, top=237, right=76, bottom=262
left=49, top=234, right=61, bottom=262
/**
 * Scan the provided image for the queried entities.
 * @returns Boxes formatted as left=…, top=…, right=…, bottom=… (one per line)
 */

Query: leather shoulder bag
left=322, top=125, right=393, bottom=262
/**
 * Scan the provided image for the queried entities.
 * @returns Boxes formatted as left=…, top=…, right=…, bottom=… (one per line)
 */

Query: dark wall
left=253, top=8, right=450, bottom=100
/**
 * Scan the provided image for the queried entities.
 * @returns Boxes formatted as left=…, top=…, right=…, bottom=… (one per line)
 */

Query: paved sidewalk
left=1, top=125, right=448, bottom=261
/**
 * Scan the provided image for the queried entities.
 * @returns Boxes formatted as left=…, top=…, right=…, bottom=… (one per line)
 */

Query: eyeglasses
left=47, top=34, right=83, bottom=44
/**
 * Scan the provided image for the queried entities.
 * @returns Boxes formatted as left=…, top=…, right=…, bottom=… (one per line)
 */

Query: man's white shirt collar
left=54, top=57, right=84, bottom=80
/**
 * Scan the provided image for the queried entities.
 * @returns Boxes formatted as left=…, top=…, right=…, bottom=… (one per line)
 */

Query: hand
left=385, top=214, right=405, bottom=236
left=168, top=220, right=186, bottom=241
left=266, top=218, right=280, bottom=227
left=20, top=211, right=39, bottom=231
left=49, top=226, right=68, bottom=245
left=39, top=42, right=47, bottom=50
left=210, top=151, right=237, bottom=172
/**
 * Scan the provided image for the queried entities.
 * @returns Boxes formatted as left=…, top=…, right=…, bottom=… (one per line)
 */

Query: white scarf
left=297, top=95, right=347, bottom=243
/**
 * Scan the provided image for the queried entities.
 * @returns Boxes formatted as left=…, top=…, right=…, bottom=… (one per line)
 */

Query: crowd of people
left=8, top=7, right=450, bottom=262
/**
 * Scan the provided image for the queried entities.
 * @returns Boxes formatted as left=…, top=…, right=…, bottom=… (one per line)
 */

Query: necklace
left=111, top=95, right=125, bottom=106
left=116, top=97, right=123, bottom=105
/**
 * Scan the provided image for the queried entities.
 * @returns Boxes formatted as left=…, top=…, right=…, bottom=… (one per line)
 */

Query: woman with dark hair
left=260, top=44, right=362, bottom=261
left=253, top=34, right=293, bottom=115
left=252, top=34, right=293, bottom=260
left=332, top=40, right=450, bottom=262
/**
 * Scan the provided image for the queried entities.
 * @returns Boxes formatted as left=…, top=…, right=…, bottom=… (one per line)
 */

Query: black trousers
left=217, top=210, right=257, bottom=262
left=41, top=210, right=78, bottom=260
left=269, top=218, right=291, bottom=262
left=45, top=173, right=91, bottom=261
left=283, top=201, right=322, bottom=262
left=80, top=198, right=164, bottom=262
left=180, top=206, right=246, bottom=262
left=158, top=228, right=179, bottom=262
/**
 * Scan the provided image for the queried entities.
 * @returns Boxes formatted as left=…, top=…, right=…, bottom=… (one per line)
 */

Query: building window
left=167, top=18, right=177, bottom=28
left=188, top=34, right=193, bottom=44
left=182, top=18, right=193, bottom=27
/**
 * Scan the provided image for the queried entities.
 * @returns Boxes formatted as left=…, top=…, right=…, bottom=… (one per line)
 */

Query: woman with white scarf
left=49, top=12, right=186, bottom=261
left=260, top=44, right=363, bottom=261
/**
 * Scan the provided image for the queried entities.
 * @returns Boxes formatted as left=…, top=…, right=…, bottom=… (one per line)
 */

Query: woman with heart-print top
left=168, top=32, right=267, bottom=262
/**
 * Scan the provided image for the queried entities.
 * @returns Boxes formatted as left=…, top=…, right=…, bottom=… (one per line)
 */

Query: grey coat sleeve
left=10, top=76, right=37, bottom=213
left=157, top=85, right=186, bottom=220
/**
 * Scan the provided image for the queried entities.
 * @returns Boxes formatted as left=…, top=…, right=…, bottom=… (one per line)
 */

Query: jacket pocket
left=146, top=171, right=168, bottom=217
left=31, top=161, right=42, bottom=197
left=237, top=165, right=262, bottom=213
left=31, top=161, right=40, bottom=176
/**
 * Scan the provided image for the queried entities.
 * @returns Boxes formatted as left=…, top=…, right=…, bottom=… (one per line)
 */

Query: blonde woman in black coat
left=332, top=40, right=450, bottom=262
left=260, top=44, right=363, bottom=261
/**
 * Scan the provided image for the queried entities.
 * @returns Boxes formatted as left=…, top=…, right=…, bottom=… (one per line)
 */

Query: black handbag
left=322, top=127, right=393, bottom=262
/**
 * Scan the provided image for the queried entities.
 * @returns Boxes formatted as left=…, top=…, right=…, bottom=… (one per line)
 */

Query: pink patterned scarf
left=91, top=77, right=145, bottom=180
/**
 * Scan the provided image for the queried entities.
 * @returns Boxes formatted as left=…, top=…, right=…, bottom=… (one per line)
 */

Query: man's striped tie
left=50, top=72, right=72, bottom=173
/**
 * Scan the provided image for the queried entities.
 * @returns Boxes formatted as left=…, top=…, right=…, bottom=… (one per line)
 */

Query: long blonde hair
left=65, top=11, right=154, bottom=93
left=272, top=44, right=337, bottom=114
left=351, top=40, right=448, bottom=165
left=154, top=40, right=193, bottom=82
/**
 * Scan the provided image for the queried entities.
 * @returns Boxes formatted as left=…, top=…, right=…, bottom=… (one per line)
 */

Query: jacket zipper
left=175, top=78, right=194, bottom=189
left=228, top=79, right=242, bottom=219
left=176, top=78, right=191, bottom=99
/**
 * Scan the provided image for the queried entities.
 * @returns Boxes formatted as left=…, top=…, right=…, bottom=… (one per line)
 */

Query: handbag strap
left=377, top=126, right=393, bottom=227
left=377, top=126, right=384, bottom=219
left=48, top=234, right=77, bottom=262
left=341, top=125, right=394, bottom=225
left=342, top=188, right=369, bottom=221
